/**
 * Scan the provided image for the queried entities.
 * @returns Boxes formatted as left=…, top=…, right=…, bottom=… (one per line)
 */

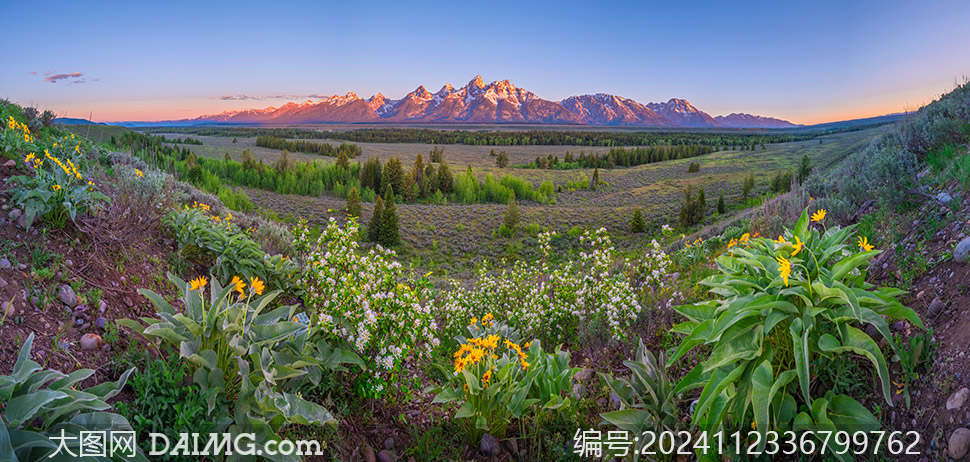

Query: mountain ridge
left=179, top=76, right=800, bottom=128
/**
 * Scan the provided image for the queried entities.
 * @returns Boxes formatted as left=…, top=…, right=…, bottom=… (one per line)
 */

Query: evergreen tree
left=591, top=168, right=600, bottom=190
left=379, top=185, right=400, bottom=246
left=742, top=174, right=755, bottom=201
left=383, top=157, right=405, bottom=196
left=346, top=186, right=362, bottom=218
left=360, top=157, right=383, bottom=193
left=630, top=206, right=646, bottom=233
left=368, top=196, right=384, bottom=242
left=437, top=161, right=454, bottom=193
left=496, top=151, right=510, bottom=168
left=717, top=194, right=726, bottom=214
left=337, top=151, right=350, bottom=170
left=275, top=150, right=295, bottom=173
left=504, top=193, right=520, bottom=231
left=797, top=154, right=812, bottom=184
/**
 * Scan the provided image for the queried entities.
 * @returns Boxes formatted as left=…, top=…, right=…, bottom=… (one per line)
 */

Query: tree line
left=255, top=136, right=362, bottom=158
left=520, top=145, right=715, bottom=170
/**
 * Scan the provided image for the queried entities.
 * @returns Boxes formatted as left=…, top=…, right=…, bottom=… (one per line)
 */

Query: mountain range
left=182, top=76, right=800, bottom=128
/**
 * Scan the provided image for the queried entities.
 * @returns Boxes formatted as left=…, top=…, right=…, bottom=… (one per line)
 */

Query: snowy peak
left=193, top=76, right=796, bottom=127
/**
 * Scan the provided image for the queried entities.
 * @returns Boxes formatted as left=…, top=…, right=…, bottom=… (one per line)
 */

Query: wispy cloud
left=211, top=93, right=330, bottom=101
left=43, top=72, right=93, bottom=85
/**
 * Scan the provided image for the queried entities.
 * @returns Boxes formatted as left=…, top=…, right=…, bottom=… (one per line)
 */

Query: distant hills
left=133, top=76, right=802, bottom=128
left=54, top=117, right=105, bottom=125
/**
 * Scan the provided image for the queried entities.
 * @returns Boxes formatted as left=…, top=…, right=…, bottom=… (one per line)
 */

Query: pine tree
left=368, top=196, right=384, bottom=242
left=504, top=193, right=520, bottom=230
left=437, top=161, right=453, bottom=193
left=742, top=174, right=755, bottom=201
left=630, top=206, right=646, bottom=233
left=717, top=194, right=726, bottom=214
left=591, top=168, right=600, bottom=190
left=797, top=154, right=812, bottom=184
left=337, top=151, right=350, bottom=170
left=346, top=187, right=362, bottom=218
left=496, top=151, right=509, bottom=168
left=379, top=185, right=400, bottom=246
left=383, top=157, right=405, bottom=196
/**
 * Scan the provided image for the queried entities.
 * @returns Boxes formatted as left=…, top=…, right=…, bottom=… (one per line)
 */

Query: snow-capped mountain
left=188, top=76, right=799, bottom=128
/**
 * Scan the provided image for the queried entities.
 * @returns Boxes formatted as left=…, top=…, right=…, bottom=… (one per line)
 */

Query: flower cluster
left=634, top=239, right=673, bottom=307
left=442, top=228, right=641, bottom=344
left=293, top=218, right=438, bottom=392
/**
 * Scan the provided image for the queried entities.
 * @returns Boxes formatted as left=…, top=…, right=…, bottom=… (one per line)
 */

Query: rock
left=949, top=428, right=970, bottom=460
left=574, top=368, right=594, bottom=382
left=916, top=290, right=925, bottom=300
left=573, top=383, right=586, bottom=399
left=98, top=300, right=107, bottom=313
left=480, top=434, right=497, bottom=456
left=2, top=301, right=14, bottom=318
left=864, top=324, right=881, bottom=341
left=383, top=437, right=394, bottom=451
left=937, top=192, right=953, bottom=204
left=95, top=317, right=107, bottom=329
left=101, top=344, right=112, bottom=353
left=8, top=209, right=21, bottom=220
left=124, top=296, right=133, bottom=308
left=892, top=321, right=906, bottom=332
left=363, top=445, right=376, bottom=462
left=0, top=277, right=7, bottom=288
left=58, top=285, right=78, bottom=307
left=79, top=333, right=103, bottom=350
left=15, top=263, right=25, bottom=270
left=956, top=237, right=970, bottom=264
left=947, top=388, right=970, bottom=411
left=377, top=450, right=397, bottom=462
left=2, top=159, right=14, bottom=167
left=929, top=297, right=946, bottom=318
left=0, top=258, right=10, bottom=269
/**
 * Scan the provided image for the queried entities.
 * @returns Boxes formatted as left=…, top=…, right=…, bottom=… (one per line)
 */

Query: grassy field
left=188, top=126, right=888, bottom=277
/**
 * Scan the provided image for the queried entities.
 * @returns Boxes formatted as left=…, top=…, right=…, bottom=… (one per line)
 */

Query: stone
left=892, top=321, right=906, bottom=332
left=956, top=237, right=970, bottom=264
left=949, top=427, right=970, bottom=460
left=8, top=209, right=21, bottom=220
left=928, top=298, right=946, bottom=318
left=2, top=301, right=14, bottom=318
left=574, top=368, right=594, bottom=382
left=95, top=317, right=107, bottom=329
left=2, top=159, right=14, bottom=167
left=124, top=296, right=133, bottom=308
left=0, top=258, right=10, bottom=269
left=79, top=333, right=103, bottom=350
left=363, top=445, right=376, bottom=462
left=384, top=437, right=394, bottom=451
left=0, top=277, right=7, bottom=288
left=947, top=388, right=970, bottom=411
left=15, top=214, right=25, bottom=228
left=98, top=300, right=107, bottom=313
left=58, top=285, right=78, bottom=307
left=936, top=192, right=953, bottom=204
left=377, top=450, right=397, bottom=462
left=480, top=434, right=497, bottom=456
left=573, top=382, right=587, bottom=399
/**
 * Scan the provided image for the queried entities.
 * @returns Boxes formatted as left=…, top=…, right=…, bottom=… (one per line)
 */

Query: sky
left=1, top=0, right=969, bottom=125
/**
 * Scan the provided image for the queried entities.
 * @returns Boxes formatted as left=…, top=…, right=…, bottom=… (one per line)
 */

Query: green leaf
left=4, top=389, right=68, bottom=426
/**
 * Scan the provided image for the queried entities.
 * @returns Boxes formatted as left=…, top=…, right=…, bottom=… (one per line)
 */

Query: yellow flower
left=774, top=235, right=786, bottom=244
left=230, top=275, right=246, bottom=296
left=249, top=277, right=265, bottom=296
left=791, top=235, right=804, bottom=257
left=776, top=256, right=791, bottom=287
left=482, top=369, right=492, bottom=385
left=135, top=169, right=144, bottom=178
left=470, top=317, right=478, bottom=326
left=52, top=184, right=62, bottom=191
left=189, top=275, right=208, bottom=291
left=858, top=235, right=874, bottom=252
left=728, top=238, right=737, bottom=248
left=811, top=209, right=826, bottom=223
left=523, top=341, right=531, bottom=348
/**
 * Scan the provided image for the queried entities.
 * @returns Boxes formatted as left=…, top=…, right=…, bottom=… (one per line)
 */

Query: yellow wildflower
left=791, top=235, right=804, bottom=257
left=858, top=236, right=874, bottom=252
left=811, top=209, right=826, bottom=223
left=189, top=275, right=208, bottom=291
left=135, top=169, right=144, bottom=178
left=482, top=369, right=492, bottom=385
left=230, top=275, right=246, bottom=297
left=52, top=184, right=61, bottom=191
left=249, top=276, right=265, bottom=296
left=774, top=235, right=786, bottom=244
left=776, top=256, right=791, bottom=287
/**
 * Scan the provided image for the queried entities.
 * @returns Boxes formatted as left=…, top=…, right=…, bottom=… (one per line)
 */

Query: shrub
left=630, top=206, right=646, bottom=233
left=0, top=334, right=141, bottom=461
left=346, top=185, right=362, bottom=217
left=441, top=229, right=641, bottom=344
left=601, top=340, right=683, bottom=458
left=668, top=207, right=923, bottom=456
left=504, top=193, right=520, bottom=231
left=293, top=218, right=437, bottom=398
left=426, top=316, right=577, bottom=442
left=124, top=274, right=339, bottom=454
left=687, top=162, right=700, bottom=173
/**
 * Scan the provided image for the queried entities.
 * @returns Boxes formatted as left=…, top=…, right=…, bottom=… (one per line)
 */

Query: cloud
left=211, top=93, right=330, bottom=101
left=44, top=72, right=84, bottom=84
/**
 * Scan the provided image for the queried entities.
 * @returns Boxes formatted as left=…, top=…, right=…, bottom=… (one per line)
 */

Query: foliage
left=600, top=340, right=683, bottom=459
left=687, top=162, right=700, bottom=173
left=4, top=119, right=109, bottom=229
left=164, top=203, right=298, bottom=291
left=426, top=316, right=577, bottom=442
left=293, top=218, right=436, bottom=398
left=632, top=239, right=673, bottom=308
left=345, top=186, right=362, bottom=217
left=441, top=229, right=641, bottom=344
left=891, top=328, right=936, bottom=408
left=668, top=207, right=923, bottom=459
left=630, top=206, right=646, bottom=233
left=378, top=186, right=400, bottom=247
left=115, top=354, right=216, bottom=462
left=255, top=136, right=361, bottom=158
left=504, top=193, right=521, bottom=231
left=678, top=184, right=705, bottom=228
left=122, top=274, right=338, bottom=459
left=0, top=334, right=144, bottom=462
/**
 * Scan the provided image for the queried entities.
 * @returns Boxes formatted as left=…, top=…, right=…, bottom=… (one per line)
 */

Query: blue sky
left=1, top=0, right=969, bottom=123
